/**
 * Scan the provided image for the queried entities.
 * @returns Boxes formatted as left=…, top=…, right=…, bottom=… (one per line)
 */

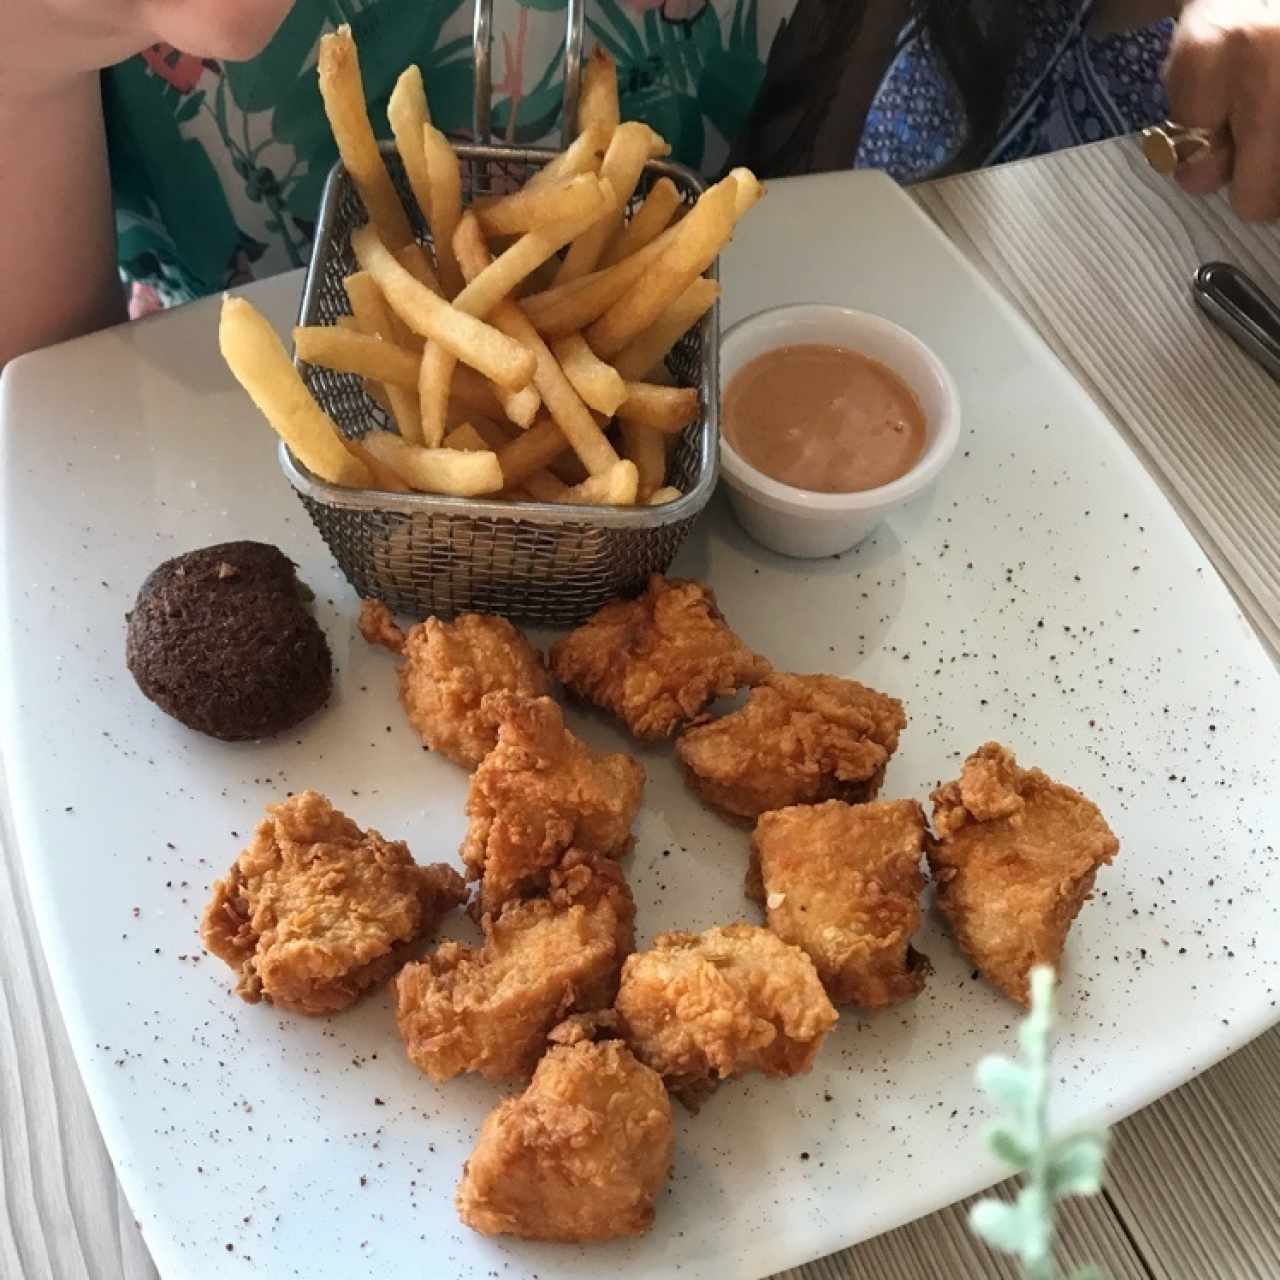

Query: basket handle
left=472, top=0, right=585, bottom=148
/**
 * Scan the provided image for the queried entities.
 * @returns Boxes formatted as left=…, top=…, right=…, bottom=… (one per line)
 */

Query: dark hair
left=726, top=0, right=1026, bottom=179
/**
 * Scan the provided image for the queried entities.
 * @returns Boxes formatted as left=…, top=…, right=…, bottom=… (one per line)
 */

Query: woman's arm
left=0, top=74, right=126, bottom=369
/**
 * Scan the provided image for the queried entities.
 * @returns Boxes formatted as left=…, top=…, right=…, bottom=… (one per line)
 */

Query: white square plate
left=3, top=171, right=1277, bottom=1280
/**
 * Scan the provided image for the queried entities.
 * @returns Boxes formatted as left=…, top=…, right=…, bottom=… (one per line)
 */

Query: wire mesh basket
left=283, top=136, right=719, bottom=627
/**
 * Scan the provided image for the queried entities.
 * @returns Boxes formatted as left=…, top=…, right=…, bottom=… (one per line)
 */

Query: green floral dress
left=105, top=0, right=776, bottom=309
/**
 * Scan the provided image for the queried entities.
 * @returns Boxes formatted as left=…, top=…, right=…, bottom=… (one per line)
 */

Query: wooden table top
left=3, top=134, right=1277, bottom=1279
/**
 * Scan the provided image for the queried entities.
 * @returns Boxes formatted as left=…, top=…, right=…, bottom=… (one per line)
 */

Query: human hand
left=3, top=0, right=293, bottom=100
left=1165, top=0, right=1280, bottom=220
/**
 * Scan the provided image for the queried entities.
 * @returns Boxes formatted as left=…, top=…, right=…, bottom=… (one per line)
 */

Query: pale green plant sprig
left=969, top=966, right=1110, bottom=1280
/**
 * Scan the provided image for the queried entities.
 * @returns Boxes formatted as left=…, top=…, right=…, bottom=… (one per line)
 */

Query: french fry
left=552, top=333, right=626, bottom=416
left=219, top=296, right=370, bottom=488
left=647, top=485, right=682, bottom=505
left=612, top=276, right=719, bottom=380
left=725, top=166, right=765, bottom=219
left=293, top=325, right=420, bottom=389
left=363, top=378, right=391, bottom=413
left=351, top=222, right=535, bottom=391
left=388, top=65, right=433, bottom=226
left=423, top=123, right=464, bottom=296
left=451, top=213, right=619, bottom=475
left=600, top=177, right=681, bottom=268
left=344, top=270, right=425, bottom=441
left=335, top=315, right=361, bottom=332
left=442, top=422, right=490, bottom=452
left=553, top=123, right=669, bottom=285
left=576, top=47, right=620, bottom=144
left=361, top=430, right=503, bottom=496
left=619, top=419, right=666, bottom=501
left=521, top=470, right=571, bottom=502
left=396, top=243, right=441, bottom=297
left=554, top=459, right=639, bottom=506
left=345, top=269, right=412, bottom=348
left=460, top=415, right=515, bottom=450
left=495, top=417, right=573, bottom=487
left=587, top=175, right=738, bottom=357
left=475, top=173, right=608, bottom=238
left=524, top=125, right=608, bottom=192
left=343, top=436, right=412, bottom=492
left=417, top=341, right=454, bottom=447
left=520, top=230, right=670, bottom=337
left=616, top=382, right=699, bottom=433
left=524, top=170, right=751, bottom=339
left=317, top=26, right=413, bottom=251
left=452, top=187, right=612, bottom=318
left=451, top=365, right=507, bottom=420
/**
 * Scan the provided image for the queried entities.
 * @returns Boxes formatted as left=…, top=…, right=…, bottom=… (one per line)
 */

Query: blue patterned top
left=856, top=1, right=1173, bottom=182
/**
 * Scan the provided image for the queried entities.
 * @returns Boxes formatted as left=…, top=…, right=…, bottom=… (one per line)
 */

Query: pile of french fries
left=219, top=25, right=762, bottom=508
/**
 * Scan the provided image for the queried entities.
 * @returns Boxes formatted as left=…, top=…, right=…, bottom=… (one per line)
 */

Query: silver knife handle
left=1193, top=261, right=1280, bottom=382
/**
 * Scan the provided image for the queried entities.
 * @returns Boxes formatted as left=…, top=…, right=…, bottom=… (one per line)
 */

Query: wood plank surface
left=3, top=135, right=1279, bottom=1280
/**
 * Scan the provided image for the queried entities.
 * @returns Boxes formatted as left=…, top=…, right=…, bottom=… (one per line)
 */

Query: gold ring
left=1140, top=121, right=1215, bottom=175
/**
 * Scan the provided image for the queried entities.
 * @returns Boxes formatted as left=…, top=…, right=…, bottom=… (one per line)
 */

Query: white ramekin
left=719, top=305, right=962, bottom=558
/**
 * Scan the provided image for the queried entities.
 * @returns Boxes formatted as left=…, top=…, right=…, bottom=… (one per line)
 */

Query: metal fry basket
left=282, top=1, right=718, bottom=626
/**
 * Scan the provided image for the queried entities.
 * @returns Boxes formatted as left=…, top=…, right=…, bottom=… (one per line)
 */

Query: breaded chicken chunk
left=550, top=575, right=770, bottom=741
left=750, top=799, right=929, bottom=1008
left=462, top=692, right=645, bottom=914
left=614, top=923, right=837, bottom=1106
left=456, top=1030, right=673, bottom=1241
left=396, top=850, right=635, bottom=1082
left=927, top=742, right=1120, bottom=1005
left=359, top=599, right=550, bottom=768
left=200, top=791, right=464, bottom=1014
left=675, top=672, right=907, bottom=820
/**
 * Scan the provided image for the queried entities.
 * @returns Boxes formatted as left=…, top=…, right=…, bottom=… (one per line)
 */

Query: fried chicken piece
left=200, top=790, right=464, bottom=1014
left=549, top=575, right=770, bottom=741
left=926, top=743, right=1120, bottom=1005
left=359, top=599, right=550, bottom=768
left=396, top=850, right=635, bottom=1082
left=675, top=672, right=907, bottom=820
left=461, top=692, right=644, bottom=914
left=749, top=800, right=929, bottom=1009
left=456, top=1033, right=673, bottom=1241
left=614, top=923, right=837, bottom=1106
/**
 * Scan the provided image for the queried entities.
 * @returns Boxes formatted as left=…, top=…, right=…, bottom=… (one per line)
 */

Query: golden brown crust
left=550, top=575, right=770, bottom=742
left=751, top=799, right=929, bottom=1009
left=675, top=673, right=906, bottom=820
left=199, top=791, right=464, bottom=1014
left=360, top=601, right=550, bottom=769
left=614, top=922, right=837, bottom=1106
left=926, top=743, right=1120, bottom=1005
left=461, top=692, right=645, bottom=914
left=456, top=1037, right=673, bottom=1242
left=395, top=851, right=635, bottom=1082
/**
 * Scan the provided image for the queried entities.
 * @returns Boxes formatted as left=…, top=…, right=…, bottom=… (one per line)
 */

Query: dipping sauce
left=722, top=343, right=927, bottom=493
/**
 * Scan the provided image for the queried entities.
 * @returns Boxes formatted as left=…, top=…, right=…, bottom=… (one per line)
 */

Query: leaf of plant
left=173, top=90, right=206, bottom=125
left=976, top=1055, right=1033, bottom=1108
left=987, top=1126, right=1031, bottom=1169
left=1047, top=1131, right=1108, bottom=1198
left=968, top=1199, right=1027, bottom=1254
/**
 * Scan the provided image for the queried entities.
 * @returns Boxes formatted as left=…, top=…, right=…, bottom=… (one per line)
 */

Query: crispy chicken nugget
left=676, top=672, right=907, bottom=820
left=927, top=742, right=1119, bottom=1005
left=550, top=575, right=770, bottom=741
left=456, top=1032, right=673, bottom=1242
left=359, top=599, right=550, bottom=768
left=396, top=850, right=635, bottom=1082
left=614, top=923, right=837, bottom=1107
left=462, top=692, right=645, bottom=914
left=750, top=799, right=929, bottom=1009
left=200, top=790, right=464, bottom=1015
